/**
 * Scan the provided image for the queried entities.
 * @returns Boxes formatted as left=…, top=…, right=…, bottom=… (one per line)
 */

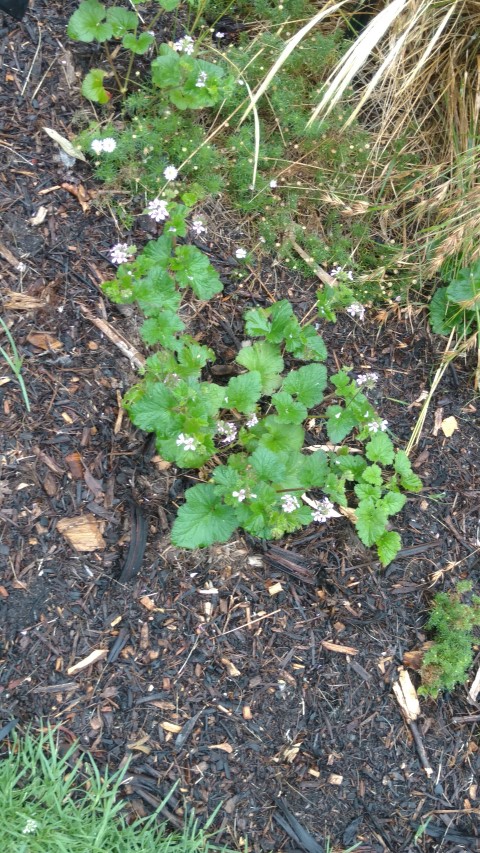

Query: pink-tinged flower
left=232, top=489, right=246, bottom=502
left=110, top=243, right=135, bottom=265
left=215, top=31, right=225, bottom=38
left=191, top=218, right=207, bottom=236
left=356, top=372, right=379, bottom=387
left=235, top=247, right=247, bottom=259
left=176, top=433, right=197, bottom=451
left=163, top=165, right=178, bottom=182
left=346, top=302, right=365, bottom=321
left=245, top=413, right=258, bottom=428
left=217, top=421, right=237, bottom=443
left=147, top=198, right=169, bottom=222
left=281, top=494, right=300, bottom=513
left=312, top=498, right=336, bottom=523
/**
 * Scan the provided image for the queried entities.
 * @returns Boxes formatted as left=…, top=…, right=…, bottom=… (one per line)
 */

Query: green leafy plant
left=0, top=316, right=30, bottom=413
left=419, top=582, right=480, bottom=697
left=104, top=229, right=421, bottom=562
left=429, top=259, right=480, bottom=387
left=1, top=727, right=238, bottom=852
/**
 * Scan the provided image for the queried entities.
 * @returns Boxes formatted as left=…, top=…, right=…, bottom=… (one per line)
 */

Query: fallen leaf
left=43, top=127, right=87, bottom=161
left=127, top=734, right=152, bottom=754
left=67, top=648, right=107, bottom=675
left=29, top=206, right=48, bottom=226
left=321, top=640, right=358, bottom=655
left=403, top=643, right=432, bottom=671
left=208, top=742, right=234, bottom=754
left=392, top=667, right=420, bottom=722
left=27, top=331, right=63, bottom=351
left=57, top=514, right=106, bottom=552
left=0, top=585, right=9, bottom=598
left=441, top=415, right=459, bottom=437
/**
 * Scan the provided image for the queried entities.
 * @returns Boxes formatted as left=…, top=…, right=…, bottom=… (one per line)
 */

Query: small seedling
left=0, top=316, right=30, bottom=412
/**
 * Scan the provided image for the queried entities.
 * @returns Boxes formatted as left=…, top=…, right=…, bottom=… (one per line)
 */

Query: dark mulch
left=1, top=3, right=480, bottom=851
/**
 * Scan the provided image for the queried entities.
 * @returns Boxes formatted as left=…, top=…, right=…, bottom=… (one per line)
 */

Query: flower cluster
left=356, top=372, right=379, bottom=387
left=281, top=494, right=300, bottom=513
left=90, top=137, right=116, bottom=155
left=110, top=243, right=136, bottom=265
left=196, top=70, right=208, bottom=88
left=217, top=421, right=237, bottom=443
left=245, top=413, right=258, bottom=428
left=368, top=419, right=388, bottom=433
left=346, top=302, right=365, bottom=321
left=173, top=35, right=194, bottom=55
left=22, top=819, right=39, bottom=835
left=147, top=198, right=169, bottom=222
left=176, top=433, right=197, bottom=451
left=312, top=498, right=336, bottom=523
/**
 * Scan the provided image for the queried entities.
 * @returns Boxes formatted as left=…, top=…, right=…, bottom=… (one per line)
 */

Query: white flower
left=110, top=243, right=135, bottom=265
left=102, top=137, right=117, bottom=153
left=235, top=247, right=247, bottom=259
left=346, top=302, right=365, bottom=321
left=173, top=35, right=195, bottom=54
left=215, top=31, right=225, bottom=38
left=195, top=70, right=208, bottom=88
left=312, top=498, right=336, bottom=523
left=346, top=270, right=354, bottom=281
left=147, top=198, right=169, bottom=222
left=245, top=413, right=258, bottom=428
left=90, top=139, right=104, bottom=155
left=217, top=421, right=237, bottom=443
left=356, top=372, right=379, bottom=387
left=164, top=165, right=178, bottom=182
left=176, top=433, right=197, bottom=451
left=367, top=419, right=388, bottom=434
left=330, top=265, right=342, bottom=277
left=191, top=218, right=207, bottom=236
left=281, top=494, right=300, bottom=514
left=269, top=179, right=277, bottom=188
left=22, top=819, right=39, bottom=835
left=232, top=489, right=246, bottom=502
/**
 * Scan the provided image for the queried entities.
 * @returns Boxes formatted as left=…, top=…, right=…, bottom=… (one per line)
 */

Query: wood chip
left=268, top=581, right=283, bottom=596
left=321, top=640, right=358, bottom=655
left=160, top=721, right=182, bottom=733
left=208, top=742, right=234, bottom=753
left=3, top=291, right=46, bottom=310
left=65, top=451, right=83, bottom=479
left=392, top=666, right=420, bottom=722
left=139, top=595, right=156, bottom=611
left=328, top=774, right=343, bottom=785
left=441, top=415, right=459, bottom=437
left=468, top=666, right=480, bottom=704
left=67, top=648, right=107, bottom=675
left=221, top=657, right=241, bottom=677
left=57, top=514, right=106, bottom=552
